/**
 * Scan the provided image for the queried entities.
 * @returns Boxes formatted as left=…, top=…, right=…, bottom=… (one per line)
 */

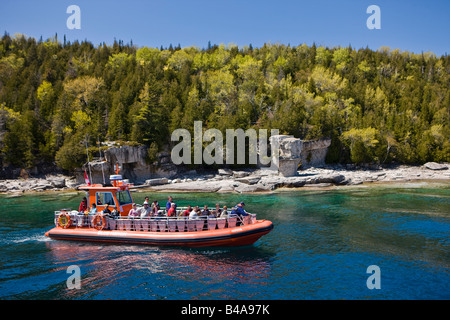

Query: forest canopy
left=0, top=33, right=448, bottom=172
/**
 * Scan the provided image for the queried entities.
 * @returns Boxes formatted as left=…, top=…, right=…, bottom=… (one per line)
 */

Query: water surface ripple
left=0, top=183, right=448, bottom=299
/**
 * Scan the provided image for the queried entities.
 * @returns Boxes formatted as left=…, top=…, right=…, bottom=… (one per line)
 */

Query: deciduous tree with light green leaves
left=341, top=127, right=380, bottom=163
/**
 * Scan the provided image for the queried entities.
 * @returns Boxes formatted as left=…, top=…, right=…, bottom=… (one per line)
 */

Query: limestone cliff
left=76, top=144, right=178, bottom=184
left=76, top=136, right=332, bottom=183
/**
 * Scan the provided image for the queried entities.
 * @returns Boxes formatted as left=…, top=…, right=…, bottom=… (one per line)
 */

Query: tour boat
left=45, top=169, right=273, bottom=247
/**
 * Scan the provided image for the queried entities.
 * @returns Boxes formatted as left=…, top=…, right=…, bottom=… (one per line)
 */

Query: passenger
left=110, top=207, right=120, bottom=219
left=201, top=205, right=210, bottom=216
left=102, top=204, right=111, bottom=215
left=189, top=208, right=198, bottom=219
left=167, top=203, right=177, bottom=217
left=89, top=203, right=97, bottom=215
left=78, top=202, right=96, bottom=227
left=103, top=204, right=119, bottom=219
left=219, top=205, right=228, bottom=218
left=128, top=203, right=140, bottom=218
left=209, top=211, right=217, bottom=218
left=79, top=197, right=88, bottom=213
left=166, top=196, right=176, bottom=213
left=213, top=203, right=222, bottom=216
left=151, top=200, right=160, bottom=215
left=192, top=206, right=201, bottom=217
left=231, top=202, right=249, bottom=217
left=139, top=201, right=152, bottom=218
left=180, top=205, right=192, bottom=217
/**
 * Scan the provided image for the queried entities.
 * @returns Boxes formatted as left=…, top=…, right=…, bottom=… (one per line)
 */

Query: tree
left=310, top=66, right=347, bottom=94
left=203, top=68, right=236, bottom=120
left=130, top=81, right=167, bottom=146
left=108, top=101, right=128, bottom=140
left=315, top=47, right=332, bottom=66
left=136, top=47, right=160, bottom=66
left=107, top=52, right=132, bottom=69
left=3, top=110, right=37, bottom=168
left=62, top=76, right=106, bottom=110
left=37, top=80, right=56, bottom=120
left=167, top=49, right=194, bottom=70
left=341, top=127, right=380, bottom=163
left=54, top=134, right=86, bottom=171
left=332, top=48, right=351, bottom=72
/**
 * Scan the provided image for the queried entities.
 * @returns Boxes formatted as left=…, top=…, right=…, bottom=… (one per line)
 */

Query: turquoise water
left=0, top=182, right=449, bottom=300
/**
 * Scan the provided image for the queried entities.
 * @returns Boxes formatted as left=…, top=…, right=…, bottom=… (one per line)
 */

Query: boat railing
left=54, top=210, right=257, bottom=232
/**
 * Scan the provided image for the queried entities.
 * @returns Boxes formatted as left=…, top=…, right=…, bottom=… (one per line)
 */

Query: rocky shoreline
left=1, top=162, right=448, bottom=195
left=143, top=162, right=450, bottom=193
left=0, top=175, right=78, bottom=194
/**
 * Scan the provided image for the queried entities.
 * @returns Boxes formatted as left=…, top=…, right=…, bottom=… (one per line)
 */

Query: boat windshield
left=96, top=191, right=116, bottom=206
left=117, top=190, right=133, bottom=205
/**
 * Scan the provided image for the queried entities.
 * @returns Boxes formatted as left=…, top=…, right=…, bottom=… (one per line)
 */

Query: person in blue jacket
left=231, top=202, right=249, bottom=216
left=166, top=196, right=177, bottom=212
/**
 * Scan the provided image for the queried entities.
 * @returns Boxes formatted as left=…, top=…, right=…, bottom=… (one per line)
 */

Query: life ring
left=58, top=212, right=71, bottom=228
left=92, top=214, right=106, bottom=230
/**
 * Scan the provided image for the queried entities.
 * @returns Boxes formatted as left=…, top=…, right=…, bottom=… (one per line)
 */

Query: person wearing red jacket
left=167, top=202, right=177, bottom=217
left=79, top=197, right=88, bottom=213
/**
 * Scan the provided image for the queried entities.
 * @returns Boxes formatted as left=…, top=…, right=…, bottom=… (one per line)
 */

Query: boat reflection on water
left=45, top=240, right=275, bottom=299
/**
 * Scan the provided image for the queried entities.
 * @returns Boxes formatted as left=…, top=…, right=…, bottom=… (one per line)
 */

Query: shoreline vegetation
left=0, top=35, right=449, bottom=178
left=1, top=162, right=448, bottom=195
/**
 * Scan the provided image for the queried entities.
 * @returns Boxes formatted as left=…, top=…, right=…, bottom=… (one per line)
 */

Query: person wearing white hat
left=139, top=201, right=152, bottom=218
left=167, top=202, right=177, bottom=217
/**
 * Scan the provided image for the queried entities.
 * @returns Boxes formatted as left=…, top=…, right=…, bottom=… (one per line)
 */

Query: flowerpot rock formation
left=270, top=135, right=331, bottom=177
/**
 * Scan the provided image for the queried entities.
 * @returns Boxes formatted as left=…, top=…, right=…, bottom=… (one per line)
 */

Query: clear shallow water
left=0, top=183, right=449, bottom=300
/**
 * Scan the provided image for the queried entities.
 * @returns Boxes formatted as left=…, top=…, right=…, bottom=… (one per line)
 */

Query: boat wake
left=4, top=231, right=52, bottom=244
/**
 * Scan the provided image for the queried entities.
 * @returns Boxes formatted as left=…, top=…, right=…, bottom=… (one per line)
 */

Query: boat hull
left=45, top=219, right=273, bottom=247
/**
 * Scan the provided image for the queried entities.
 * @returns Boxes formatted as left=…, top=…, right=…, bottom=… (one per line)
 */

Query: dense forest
left=0, top=33, right=448, bottom=174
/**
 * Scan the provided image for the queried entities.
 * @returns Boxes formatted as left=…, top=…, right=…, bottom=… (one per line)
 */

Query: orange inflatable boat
left=45, top=169, right=273, bottom=247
